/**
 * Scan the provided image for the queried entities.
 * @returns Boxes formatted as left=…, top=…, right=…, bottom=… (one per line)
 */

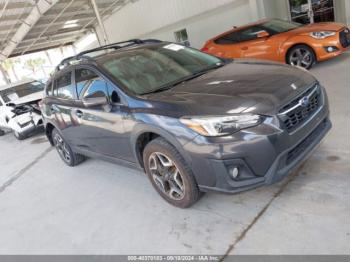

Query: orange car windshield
left=260, top=19, right=302, bottom=35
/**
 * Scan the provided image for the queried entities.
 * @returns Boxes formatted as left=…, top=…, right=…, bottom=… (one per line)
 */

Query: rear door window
left=214, top=26, right=263, bottom=44
left=214, top=31, right=239, bottom=44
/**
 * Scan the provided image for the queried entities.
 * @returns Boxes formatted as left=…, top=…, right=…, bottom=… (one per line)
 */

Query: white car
left=0, top=79, right=44, bottom=140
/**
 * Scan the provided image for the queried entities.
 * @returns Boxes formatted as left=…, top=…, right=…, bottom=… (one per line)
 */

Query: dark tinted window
left=215, top=26, right=263, bottom=44
left=54, top=72, right=75, bottom=99
left=237, top=27, right=262, bottom=42
left=214, top=31, right=239, bottom=44
left=75, top=68, right=98, bottom=97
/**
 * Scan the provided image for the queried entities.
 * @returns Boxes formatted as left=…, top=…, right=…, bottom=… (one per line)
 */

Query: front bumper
left=184, top=92, right=331, bottom=194
left=8, top=112, right=43, bottom=137
left=314, top=28, right=350, bottom=61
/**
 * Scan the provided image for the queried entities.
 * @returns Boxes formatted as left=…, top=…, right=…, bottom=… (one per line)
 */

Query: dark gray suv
left=42, top=39, right=331, bottom=208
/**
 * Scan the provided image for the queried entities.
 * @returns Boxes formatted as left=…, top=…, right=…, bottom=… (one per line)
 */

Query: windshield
left=261, top=19, right=302, bottom=35
left=0, top=81, right=45, bottom=103
left=99, top=43, right=223, bottom=95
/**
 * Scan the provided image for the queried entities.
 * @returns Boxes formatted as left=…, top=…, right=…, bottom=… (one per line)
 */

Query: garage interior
left=0, top=0, right=349, bottom=257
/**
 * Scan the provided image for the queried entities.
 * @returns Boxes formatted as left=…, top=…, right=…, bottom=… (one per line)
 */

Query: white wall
left=96, top=0, right=253, bottom=49
left=90, top=0, right=349, bottom=52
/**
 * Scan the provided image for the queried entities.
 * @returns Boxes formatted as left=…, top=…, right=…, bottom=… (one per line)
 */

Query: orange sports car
left=201, top=19, right=350, bottom=69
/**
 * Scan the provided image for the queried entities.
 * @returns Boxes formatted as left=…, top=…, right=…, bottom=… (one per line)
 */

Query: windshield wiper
left=141, top=63, right=225, bottom=95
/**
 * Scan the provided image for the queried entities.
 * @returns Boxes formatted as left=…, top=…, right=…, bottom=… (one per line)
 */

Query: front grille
left=278, top=84, right=322, bottom=132
left=286, top=119, right=327, bottom=165
left=340, top=28, right=350, bottom=48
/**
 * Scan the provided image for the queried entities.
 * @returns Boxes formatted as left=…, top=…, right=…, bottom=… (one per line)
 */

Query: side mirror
left=82, top=91, right=108, bottom=107
left=257, top=30, right=269, bottom=38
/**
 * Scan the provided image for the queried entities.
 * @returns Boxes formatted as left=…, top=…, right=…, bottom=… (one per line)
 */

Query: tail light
left=201, top=46, right=209, bottom=52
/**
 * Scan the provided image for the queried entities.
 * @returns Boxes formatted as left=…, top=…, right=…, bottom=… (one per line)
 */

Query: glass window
left=236, top=27, right=263, bottom=42
left=99, top=43, right=222, bottom=95
left=53, top=72, right=75, bottom=99
left=46, top=81, right=53, bottom=96
left=75, top=68, right=99, bottom=97
left=83, top=79, right=108, bottom=99
left=260, top=19, right=301, bottom=35
left=214, top=31, right=240, bottom=44
left=0, top=81, right=45, bottom=103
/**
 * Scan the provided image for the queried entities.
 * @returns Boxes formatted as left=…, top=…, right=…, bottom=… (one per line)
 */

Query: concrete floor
left=0, top=52, right=349, bottom=256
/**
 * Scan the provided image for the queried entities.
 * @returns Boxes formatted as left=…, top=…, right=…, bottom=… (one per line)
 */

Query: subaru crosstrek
left=41, top=39, right=331, bottom=208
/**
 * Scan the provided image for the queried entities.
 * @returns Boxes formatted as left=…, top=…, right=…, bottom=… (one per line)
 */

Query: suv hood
left=146, top=60, right=316, bottom=116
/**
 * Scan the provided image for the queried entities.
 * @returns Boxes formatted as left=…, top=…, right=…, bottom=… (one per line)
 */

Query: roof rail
left=78, top=39, right=161, bottom=56
left=54, top=38, right=162, bottom=73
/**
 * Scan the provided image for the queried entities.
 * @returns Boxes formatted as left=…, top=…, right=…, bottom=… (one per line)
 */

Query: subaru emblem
left=300, top=96, right=310, bottom=107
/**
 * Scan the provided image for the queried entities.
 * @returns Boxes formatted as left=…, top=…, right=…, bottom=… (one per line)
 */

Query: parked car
left=41, top=39, right=331, bottom=208
left=0, top=79, right=44, bottom=140
left=201, top=19, right=350, bottom=69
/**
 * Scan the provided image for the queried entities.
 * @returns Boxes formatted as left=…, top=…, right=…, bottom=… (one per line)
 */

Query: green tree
left=24, top=58, right=46, bottom=75
left=2, top=58, right=20, bottom=81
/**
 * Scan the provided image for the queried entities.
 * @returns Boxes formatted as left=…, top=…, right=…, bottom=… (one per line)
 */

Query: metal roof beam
left=0, top=0, right=59, bottom=60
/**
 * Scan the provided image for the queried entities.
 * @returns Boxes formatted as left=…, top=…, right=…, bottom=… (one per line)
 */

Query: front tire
left=143, top=137, right=202, bottom=208
left=52, top=128, right=85, bottom=167
left=287, top=45, right=316, bottom=69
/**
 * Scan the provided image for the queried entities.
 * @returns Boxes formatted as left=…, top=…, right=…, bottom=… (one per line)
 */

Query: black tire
left=52, top=128, right=85, bottom=167
left=143, top=137, right=202, bottom=208
left=14, top=131, right=26, bottom=140
left=287, top=44, right=316, bottom=69
left=0, top=129, right=5, bottom=136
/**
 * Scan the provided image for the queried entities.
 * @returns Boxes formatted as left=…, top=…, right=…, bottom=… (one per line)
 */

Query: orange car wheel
left=287, top=45, right=316, bottom=70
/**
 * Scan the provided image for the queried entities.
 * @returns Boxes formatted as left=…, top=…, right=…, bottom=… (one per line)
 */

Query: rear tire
left=0, top=129, right=5, bottom=136
left=52, top=128, right=85, bottom=167
left=143, top=137, right=202, bottom=208
left=287, top=45, right=316, bottom=69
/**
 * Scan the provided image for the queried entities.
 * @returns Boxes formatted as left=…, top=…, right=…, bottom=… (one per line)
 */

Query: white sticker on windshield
left=163, top=43, right=185, bottom=51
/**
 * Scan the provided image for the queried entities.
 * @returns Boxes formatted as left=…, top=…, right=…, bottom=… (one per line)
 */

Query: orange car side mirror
left=257, top=31, right=270, bottom=38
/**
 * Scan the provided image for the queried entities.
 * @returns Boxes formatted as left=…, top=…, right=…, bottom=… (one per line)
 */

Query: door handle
left=241, top=46, right=248, bottom=51
left=76, top=110, right=84, bottom=118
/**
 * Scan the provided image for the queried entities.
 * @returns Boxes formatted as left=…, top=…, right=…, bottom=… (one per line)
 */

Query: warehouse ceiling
left=0, top=0, right=131, bottom=59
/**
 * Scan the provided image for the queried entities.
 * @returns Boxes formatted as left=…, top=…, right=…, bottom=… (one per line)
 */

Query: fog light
left=229, top=166, right=239, bottom=179
left=325, top=46, right=338, bottom=53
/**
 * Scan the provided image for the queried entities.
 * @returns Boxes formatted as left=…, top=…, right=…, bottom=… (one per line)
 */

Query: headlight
left=180, top=114, right=262, bottom=137
left=310, top=31, right=336, bottom=39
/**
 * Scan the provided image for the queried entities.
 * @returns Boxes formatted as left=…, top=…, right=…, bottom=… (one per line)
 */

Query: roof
left=0, top=0, right=132, bottom=59
left=53, top=39, right=163, bottom=73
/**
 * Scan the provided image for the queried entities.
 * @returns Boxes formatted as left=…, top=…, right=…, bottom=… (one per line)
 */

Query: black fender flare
left=130, top=123, right=193, bottom=170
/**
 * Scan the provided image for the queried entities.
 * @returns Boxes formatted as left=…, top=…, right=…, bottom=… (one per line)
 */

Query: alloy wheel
left=289, top=48, right=313, bottom=68
left=53, top=133, right=71, bottom=163
left=148, top=152, right=185, bottom=200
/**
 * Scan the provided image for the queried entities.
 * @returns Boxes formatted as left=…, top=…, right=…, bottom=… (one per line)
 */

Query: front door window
left=289, top=0, right=335, bottom=24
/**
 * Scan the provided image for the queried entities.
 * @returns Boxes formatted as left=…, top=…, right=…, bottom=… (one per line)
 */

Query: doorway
left=289, top=0, right=335, bottom=24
